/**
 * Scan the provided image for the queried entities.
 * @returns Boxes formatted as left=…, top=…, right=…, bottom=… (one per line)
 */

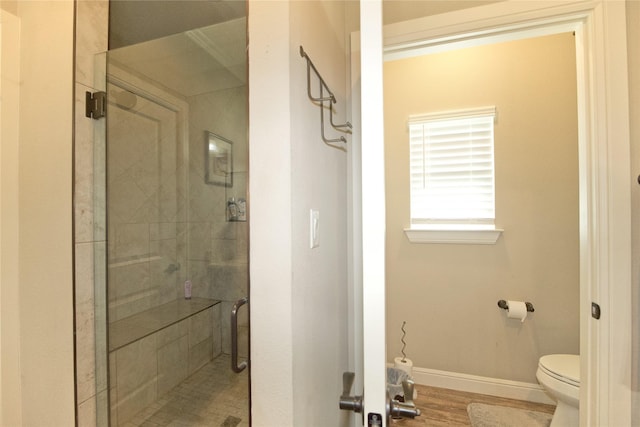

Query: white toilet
left=536, top=354, right=580, bottom=427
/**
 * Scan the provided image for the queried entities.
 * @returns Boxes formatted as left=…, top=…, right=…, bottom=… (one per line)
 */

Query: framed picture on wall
left=205, top=131, right=233, bottom=187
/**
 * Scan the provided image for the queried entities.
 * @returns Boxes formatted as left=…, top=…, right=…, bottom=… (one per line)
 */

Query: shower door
left=97, top=20, right=250, bottom=427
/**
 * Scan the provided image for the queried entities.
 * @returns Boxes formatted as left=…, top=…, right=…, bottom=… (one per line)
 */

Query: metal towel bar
left=231, top=297, right=248, bottom=373
left=299, top=45, right=352, bottom=149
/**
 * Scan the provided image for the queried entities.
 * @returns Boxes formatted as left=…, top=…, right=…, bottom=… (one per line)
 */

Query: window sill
left=403, top=226, right=503, bottom=245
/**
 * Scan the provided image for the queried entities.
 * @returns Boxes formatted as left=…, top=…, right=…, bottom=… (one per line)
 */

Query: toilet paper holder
left=497, top=299, right=535, bottom=313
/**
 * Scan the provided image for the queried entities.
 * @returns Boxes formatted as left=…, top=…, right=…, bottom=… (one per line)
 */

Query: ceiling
left=109, top=17, right=247, bottom=97
left=105, top=0, right=500, bottom=97
left=109, top=0, right=246, bottom=49
left=109, top=0, right=501, bottom=49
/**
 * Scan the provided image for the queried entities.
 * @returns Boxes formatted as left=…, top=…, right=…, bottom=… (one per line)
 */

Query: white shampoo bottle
left=184, top=280, right=192, bottom=299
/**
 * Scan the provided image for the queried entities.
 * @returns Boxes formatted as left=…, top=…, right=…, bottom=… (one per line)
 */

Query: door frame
left=357, top=2, right=389, bottom=424
left=357, top=1, right=631, bottom=426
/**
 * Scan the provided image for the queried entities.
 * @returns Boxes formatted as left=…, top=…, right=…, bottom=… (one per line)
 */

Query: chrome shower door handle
left=231, top=297, right=248, bottom=373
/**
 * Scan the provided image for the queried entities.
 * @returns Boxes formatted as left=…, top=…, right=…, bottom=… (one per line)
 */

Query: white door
left=356, top=2, right=396, bottom=426
left=353, top=2, right=423, bottom=425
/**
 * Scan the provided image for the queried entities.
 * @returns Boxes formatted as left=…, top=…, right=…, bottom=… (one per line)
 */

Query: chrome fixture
left=231, top=297, right=248, bottom=373
left=339, top=371, right=421, bottom=422
left=299, top=45, right=352, bottom=149
left=339, top=371, right=363, bottom=413
left=388, top=379, right=421, bottom=420
left=85, top=91, right=106, bottom=120
left=497, top=299, right=535, bottom=312
left=165, top=263, right=181, bottom=274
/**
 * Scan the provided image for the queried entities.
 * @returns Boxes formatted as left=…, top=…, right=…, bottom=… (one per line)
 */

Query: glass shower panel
left=107, top=82, right=184, bottom=322
left=96, top=19, right=249, bottom=427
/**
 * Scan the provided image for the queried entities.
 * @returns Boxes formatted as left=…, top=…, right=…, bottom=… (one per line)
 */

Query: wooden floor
left=393, top=384, right=556, bottom=426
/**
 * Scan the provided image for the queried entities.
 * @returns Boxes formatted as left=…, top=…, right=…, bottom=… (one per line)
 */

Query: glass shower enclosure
left=94, top=18, right=249, bottom=427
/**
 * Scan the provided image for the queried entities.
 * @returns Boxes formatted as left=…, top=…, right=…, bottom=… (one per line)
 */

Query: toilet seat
left=538, top=354, right=580, bottom=388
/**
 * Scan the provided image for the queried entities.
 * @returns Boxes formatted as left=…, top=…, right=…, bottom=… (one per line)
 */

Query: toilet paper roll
left=506, top=300, right=528, bottom=322
left=394, top=357, right=413, bottom=376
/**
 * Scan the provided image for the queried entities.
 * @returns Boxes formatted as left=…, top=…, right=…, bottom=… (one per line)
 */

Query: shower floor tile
left=122, top=354, right=249, bottom=427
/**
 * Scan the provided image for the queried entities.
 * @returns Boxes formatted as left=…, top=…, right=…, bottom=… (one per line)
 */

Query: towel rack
left=299, top=46, right=352, bottom=149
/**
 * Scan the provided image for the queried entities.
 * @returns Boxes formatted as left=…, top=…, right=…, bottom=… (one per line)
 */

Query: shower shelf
left=299, top=45, right=352, bottom=149
left=108, top=297, right=221, bottom=352
left=109, top=255, right=162, bottom=268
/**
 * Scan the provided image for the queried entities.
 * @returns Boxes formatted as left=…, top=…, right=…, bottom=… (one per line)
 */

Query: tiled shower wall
left=105, top=74, right=189, bottom=323
left=74, top=2, right=249, bottom=425
left=186, top=87, right=249, bottom=357
left=74, top=1, right=109, bottom=425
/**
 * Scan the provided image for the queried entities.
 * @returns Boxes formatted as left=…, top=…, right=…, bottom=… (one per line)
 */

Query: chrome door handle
left=339, top=371, right=363, bottom=413
left=388, top=379, right=421, bottom=420
left=231, top=297, right=248, bottom=373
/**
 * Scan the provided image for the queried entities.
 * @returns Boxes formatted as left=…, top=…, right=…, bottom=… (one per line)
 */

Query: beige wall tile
left=156, top=319, right=188, bottom=349
left=212, top=304, right=222, bottom=357
left=189, top=308, right=213, bottom=346
left=75, top=243, right=97, bottom=403
left=210, top=264, right=247, bottom=301
left=114, top=335, right=158, bottom=424
left=188, top=338, right=213, bottom=375
left=77, top=394, right=97, bottom=427
left=115, top=334, right=157, bottom=399
left=157, top=335, right=189, bottom=396
left=75, top=0, right=108, bottom=88
left=74, top=83, right=97, bottom=244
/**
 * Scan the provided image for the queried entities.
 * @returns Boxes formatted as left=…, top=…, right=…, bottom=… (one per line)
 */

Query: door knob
left=388, top=379, right=421, bottom=420
left=339, top=371, right=363, bottom=413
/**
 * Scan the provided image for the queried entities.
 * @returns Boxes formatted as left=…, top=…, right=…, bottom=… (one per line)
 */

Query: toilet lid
left=539, top=354, right=580, bottom=387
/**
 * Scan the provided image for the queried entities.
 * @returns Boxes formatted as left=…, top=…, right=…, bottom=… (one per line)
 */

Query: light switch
left=310, top=209, right=320, bottom=249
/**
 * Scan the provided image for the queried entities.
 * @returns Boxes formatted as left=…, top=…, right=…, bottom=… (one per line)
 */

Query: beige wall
left=290, top=2, right=350, bottom=425
left=0, top=1, right=16, bottom=15
left=249, top=1, right=352, bottom=426
left=382, top=0, right=501, bottom=25
left=628, top=0, right=640, bottom=423
left=384, top=33, right=580, bottom=383
left=1, top=7, right=22, bottom=426
left=0, top=1, right=76, bottom=425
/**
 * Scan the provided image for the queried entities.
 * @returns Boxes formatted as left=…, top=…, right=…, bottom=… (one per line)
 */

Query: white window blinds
left=409, top=107, right=496, bottom=225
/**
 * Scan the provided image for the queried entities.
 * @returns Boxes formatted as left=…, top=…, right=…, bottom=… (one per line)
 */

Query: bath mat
left=220, top=415, right=242, bottom=427
left=467, top=403, right=552, bottom=427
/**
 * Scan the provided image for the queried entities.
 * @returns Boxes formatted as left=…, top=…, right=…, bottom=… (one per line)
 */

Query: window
left=405, top=107, right=502, bottom=244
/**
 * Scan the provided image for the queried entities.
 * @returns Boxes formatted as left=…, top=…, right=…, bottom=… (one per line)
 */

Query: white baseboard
left=390, top=365, right=555, bottom=405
